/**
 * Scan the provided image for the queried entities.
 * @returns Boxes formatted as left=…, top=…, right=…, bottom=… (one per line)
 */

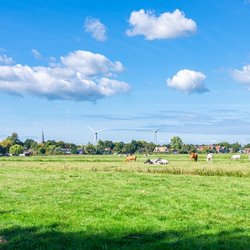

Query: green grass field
left=0, top=154, right=249, bottom=249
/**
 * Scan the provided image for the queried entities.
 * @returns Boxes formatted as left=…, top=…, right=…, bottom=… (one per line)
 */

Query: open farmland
left=0, top=154, right=249, bottom=249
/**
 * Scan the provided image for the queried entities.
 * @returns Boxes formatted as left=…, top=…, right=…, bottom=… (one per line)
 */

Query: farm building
left=244, top=148, right=250, bottom=154
left=153, top=146, right=170, bottom=153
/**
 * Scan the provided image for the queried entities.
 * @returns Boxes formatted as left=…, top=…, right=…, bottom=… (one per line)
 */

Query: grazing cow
left=190, top=152, right=198, bottom=162
left=144, top=158, right=169, bottom=165
left=144, top=159, right=153, bottom=164
left=206, top=153, right=213, bottom=162
left=125, top=155, right=137, bottom=162
left=156, top=159, right=169, bottom=165
left=231, top=154, right=241, bottom=160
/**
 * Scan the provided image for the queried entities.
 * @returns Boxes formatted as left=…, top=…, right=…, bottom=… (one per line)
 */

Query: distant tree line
left=169, top=136, right=243, bottom=154
left=0, top=133, right=246, bottom=156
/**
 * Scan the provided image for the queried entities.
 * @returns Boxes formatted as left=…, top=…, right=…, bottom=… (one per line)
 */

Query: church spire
left=42, top=129, right=45, bottom=143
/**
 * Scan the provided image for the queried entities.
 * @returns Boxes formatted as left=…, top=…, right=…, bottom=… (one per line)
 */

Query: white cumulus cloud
left=126, top=9, right=197, bottom=40
left=84, top=17, right=107, bottom=42
left=0, top=54, right=15, bottom=65
left=0, top=50, right=131, bottom=102
left=60, top=50, right=123, bottom=76
left=232, top=65, right=250, bottom=90
left=167, top=69, right=208, bottom=94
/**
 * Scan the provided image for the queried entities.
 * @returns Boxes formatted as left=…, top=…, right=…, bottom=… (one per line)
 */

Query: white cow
left=144, top=158, right=169, bottom=165
left=155, top=158, right=169, bottom=165
left=231, top=154, right=241, bottom=160
left=206, top=153, right=213, bottom=162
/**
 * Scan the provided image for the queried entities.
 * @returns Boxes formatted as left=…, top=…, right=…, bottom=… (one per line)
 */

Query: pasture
left=0, top=154, right=249, bottom=249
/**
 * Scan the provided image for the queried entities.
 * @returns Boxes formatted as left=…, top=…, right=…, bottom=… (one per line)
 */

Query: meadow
left=0, top=154, right=249, bottom=249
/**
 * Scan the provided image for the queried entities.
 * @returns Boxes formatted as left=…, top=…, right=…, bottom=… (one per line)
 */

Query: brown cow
left=125, top=155, right=137, bottom=162
left=190, top=152, right=198, bottom=162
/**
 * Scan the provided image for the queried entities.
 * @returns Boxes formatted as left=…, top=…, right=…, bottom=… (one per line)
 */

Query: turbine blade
left=97, top=128, right=106, bottom=133
left=157, top=126, right=164, bottom=132
left=88, top=126, right=95, bottom=133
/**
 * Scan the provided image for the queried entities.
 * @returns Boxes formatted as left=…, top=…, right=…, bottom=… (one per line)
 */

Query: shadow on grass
left=0, top=210, right=17, bottom=216
left=0, top=225, right=249, bottom=250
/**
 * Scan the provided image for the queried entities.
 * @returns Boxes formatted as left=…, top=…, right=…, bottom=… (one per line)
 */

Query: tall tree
left=7, top=132, right=22, bottom=145
left=24, top=139, right=35, bottom=149
left=170, top=136, right=184, bottom=151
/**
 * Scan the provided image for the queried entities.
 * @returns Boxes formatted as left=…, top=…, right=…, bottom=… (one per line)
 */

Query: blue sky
left=0, top=0, right=250, bottom=145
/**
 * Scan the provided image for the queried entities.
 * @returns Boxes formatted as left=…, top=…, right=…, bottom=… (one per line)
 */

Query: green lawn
left=0, top=155, right=249, bottom=249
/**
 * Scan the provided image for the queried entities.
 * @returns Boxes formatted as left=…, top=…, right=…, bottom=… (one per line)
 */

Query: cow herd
left=125, top=153, right=245, bottom=164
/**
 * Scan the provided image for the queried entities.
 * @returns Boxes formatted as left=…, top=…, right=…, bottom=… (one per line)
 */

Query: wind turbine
left=88, top=127, right=106, bottom=145
left=152, top=127, right=163, bottom=145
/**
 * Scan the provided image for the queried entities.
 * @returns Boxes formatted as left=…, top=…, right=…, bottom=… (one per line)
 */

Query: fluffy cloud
left=84, top=17, right=107, bottom=42
left=31, top=49, right=42, bottom=59
left=0, top=54, right=15, bottom=65
left=60, top=50, right=123, bottom=76
left=126, top=9, right=197, bottom=40
left=166, top=69, right=208, bottom=94
left=232, top=65, right=250, bottom=89
left=0, top=50, right=131, bottom=101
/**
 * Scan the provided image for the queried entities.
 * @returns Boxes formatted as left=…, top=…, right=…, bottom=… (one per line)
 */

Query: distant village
left=0, top=132, right=250, bottom=156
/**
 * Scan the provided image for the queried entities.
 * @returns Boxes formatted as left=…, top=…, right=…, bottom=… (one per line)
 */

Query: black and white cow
left=144, top=158, right=169, bottom=165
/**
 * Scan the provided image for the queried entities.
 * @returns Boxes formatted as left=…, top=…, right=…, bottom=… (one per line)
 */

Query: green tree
left=96, top=140, right=105, bottom=154
left=244, top=144, right=250, bottom=148
left=1, top=139, right=12, bottom=151
left=24, top=139, right=35, bottom=149
left=7, top=132, right=22, bottom=145
left=144, top=142, right=156, bottom=153
left=218, top=142, right=231, bottom=148
left=56, top=141, right=66, bottom=148
left=170, top=136, right=184, bottom=151
left=38, top=146, right=46, bottom=155
left=130, top=140, right=139, bottom=154
left=122, top=140, right=138, bottom=154
left=45, top=140, right=56, bottom=148
left=103, top=140, right=115, bottom=151
left=231, top=142, right=241, bottom=153
left=0, top=144, right=7, bottom=155
left=70, top=144, right=78, bottom=154
left=45, top=145, right=56, bottom=155
left=30, top=141, right=38, bottom=151
left=85, top=143, right=97, bottom=155
left=9, top=144, right=24, bottom=155
left=181, top=144, right=196, bottom=153
left=113, top=142, right=125, bottom=154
